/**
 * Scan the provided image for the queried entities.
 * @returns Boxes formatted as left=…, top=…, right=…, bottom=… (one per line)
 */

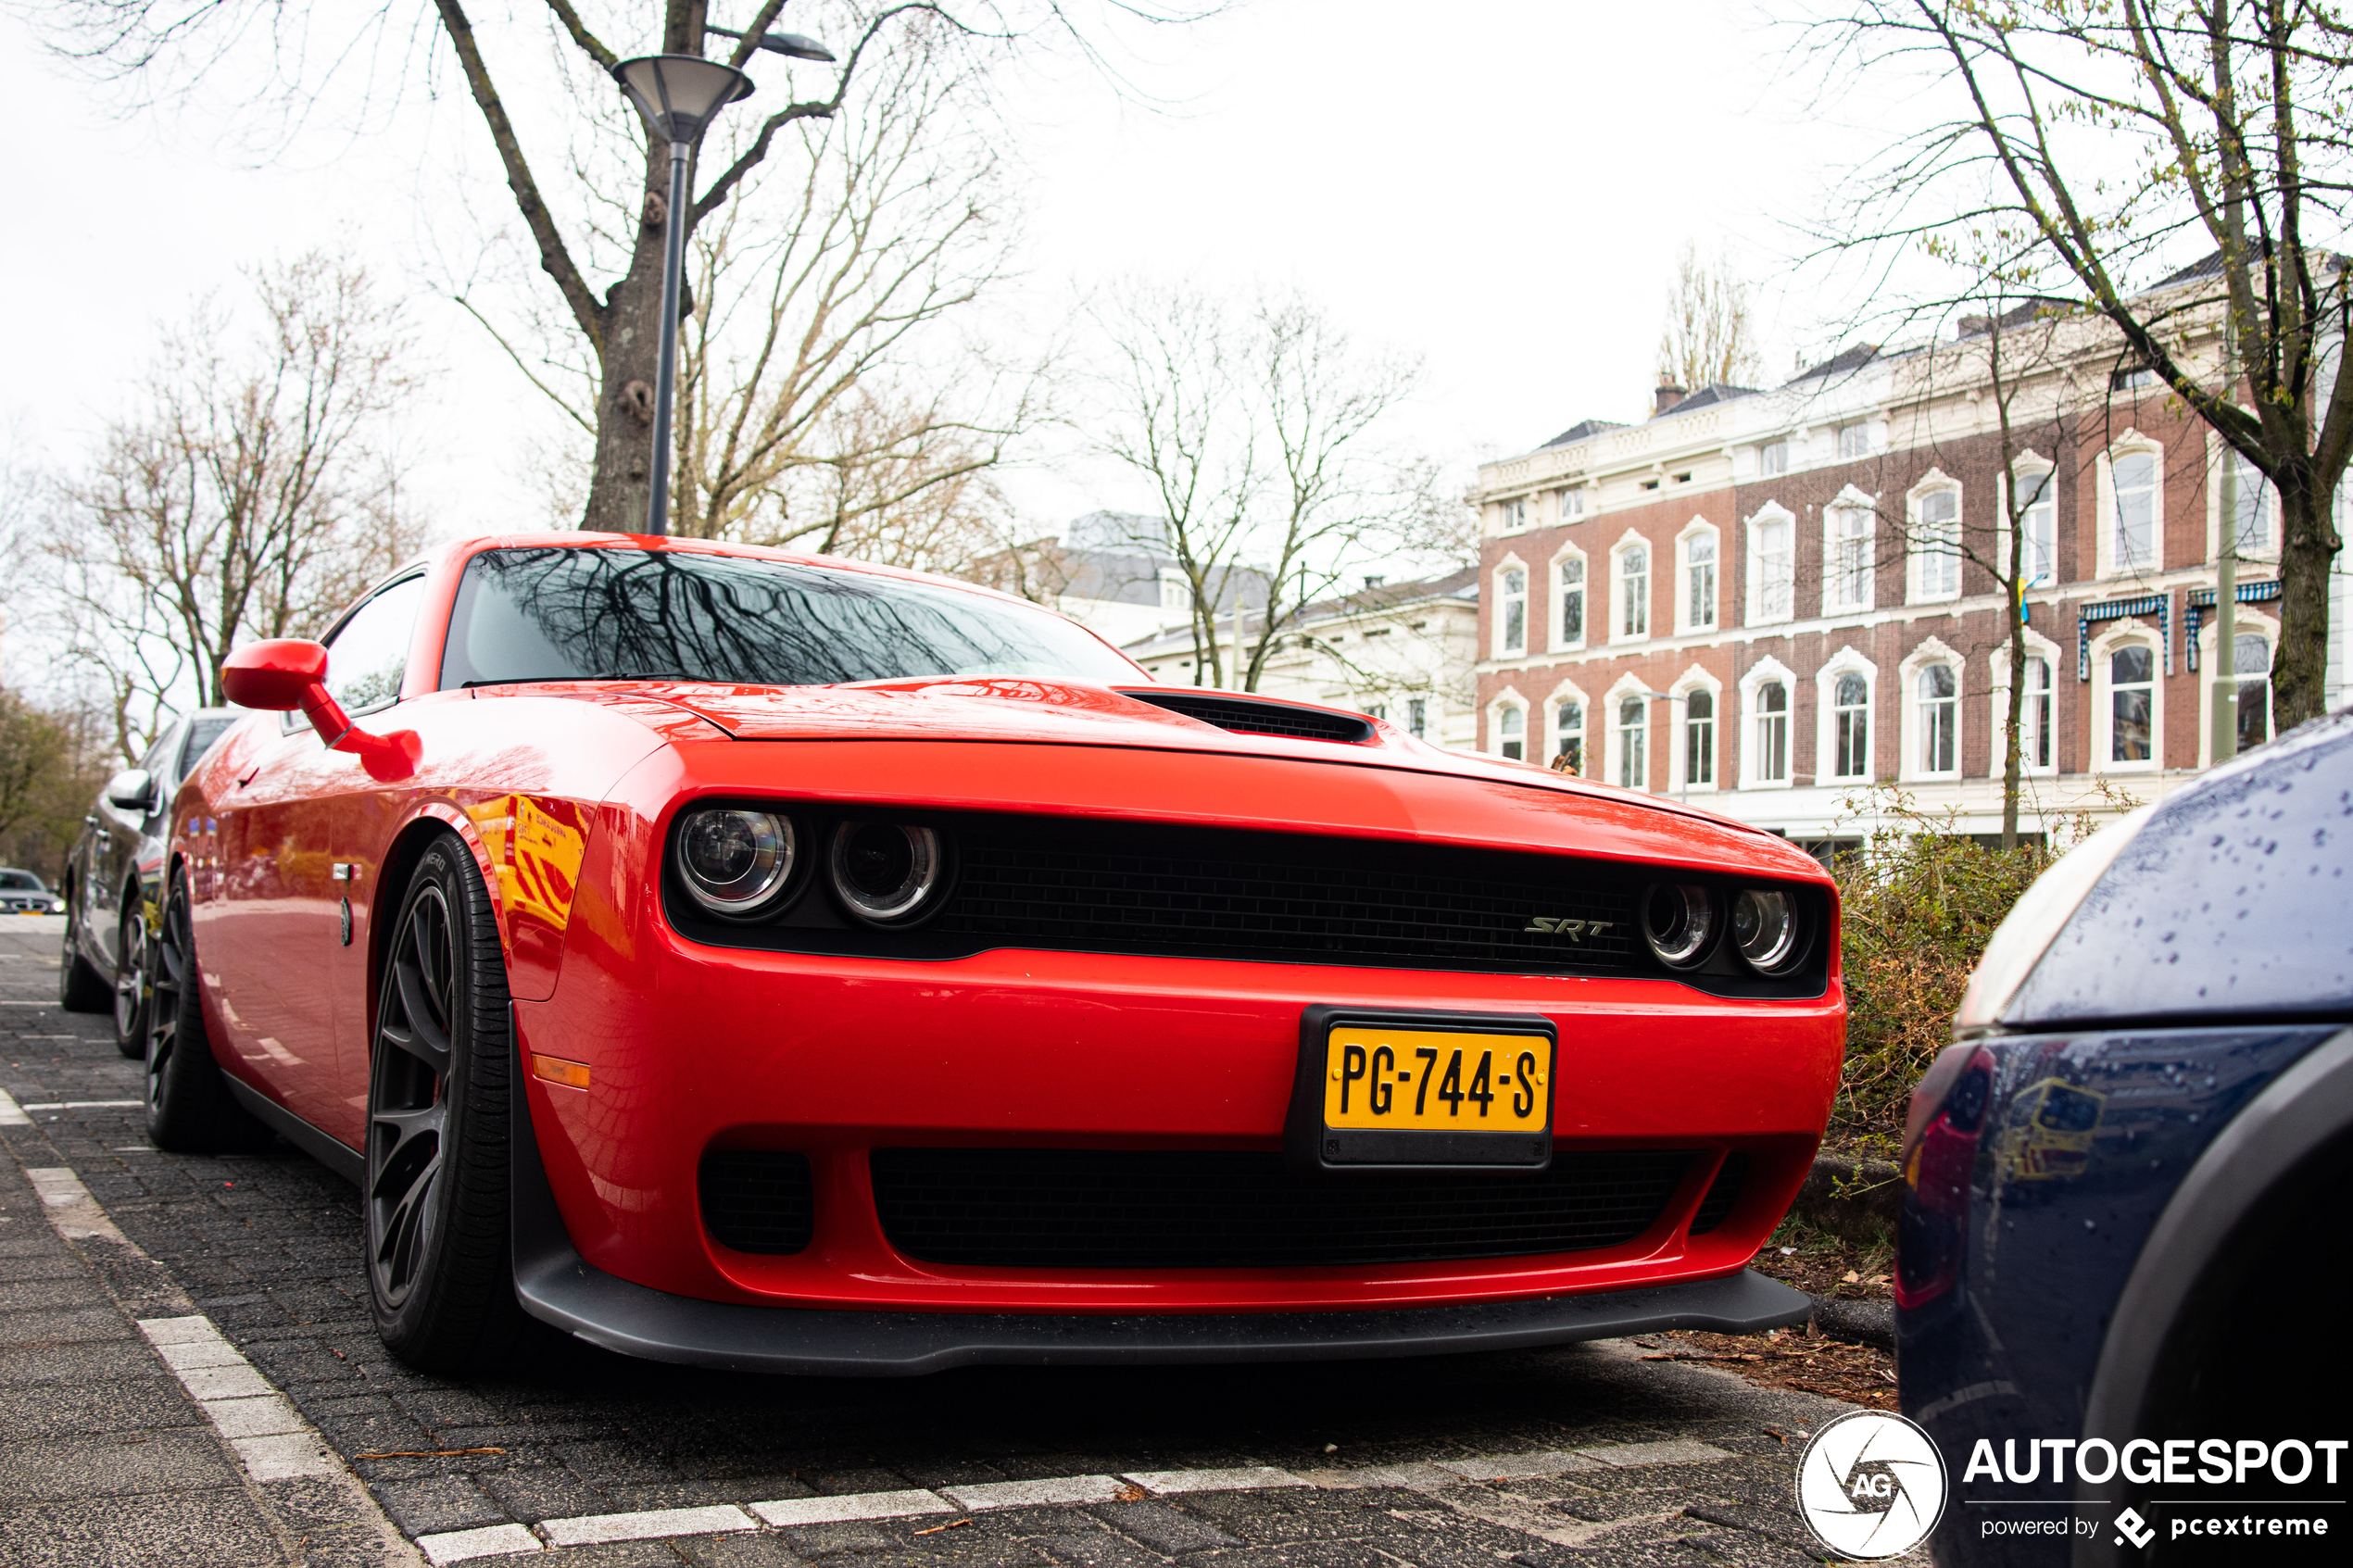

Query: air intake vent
left=698, top=1149, right=814, bottom=1255
left=1690, top=1151, right=1748, bottom=1235
left=869, top=1148, right=1691, bottom=1268
left=1118, top=689, right=1376, bottom=744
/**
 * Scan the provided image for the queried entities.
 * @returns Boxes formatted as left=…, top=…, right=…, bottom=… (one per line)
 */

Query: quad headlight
left=1641, top=884, right=1717, bottom=969
left=676, top=808, right=797, bottom=917
left=829, top=821, right=946, bottom=925
left=1730, top=888, right=1801, bottom=973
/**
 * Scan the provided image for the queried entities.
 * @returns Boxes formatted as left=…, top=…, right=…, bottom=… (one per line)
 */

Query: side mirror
left=104, top=769, right=157, bottom=811
left=220, top=638, right=420, bottom=783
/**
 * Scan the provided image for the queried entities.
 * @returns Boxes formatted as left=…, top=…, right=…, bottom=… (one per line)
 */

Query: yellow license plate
left=1321, top=1026, right=1554, bottom=1134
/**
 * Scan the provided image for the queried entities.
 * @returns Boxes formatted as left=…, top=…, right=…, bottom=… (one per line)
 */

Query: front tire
left=145, top=871, right=274, bottom=1153
left=365, top=834, right=522, bottom=1372
left=113, top=900, right=151, bottom=1058
left=59, top=883, right=110, bottom=1012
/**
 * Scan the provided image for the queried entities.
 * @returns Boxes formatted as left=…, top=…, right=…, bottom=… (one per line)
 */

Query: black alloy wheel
left=113, top=901, right=150, bottom=1058
left=59, top=882, right=110, bottom=1012
left=364, top=834, right=522, bottom=1371
left=145, top=871, right=272, bottom=1152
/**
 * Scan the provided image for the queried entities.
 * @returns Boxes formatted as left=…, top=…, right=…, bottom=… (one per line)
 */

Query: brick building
left=1470, top=295, right=2353, bottom=841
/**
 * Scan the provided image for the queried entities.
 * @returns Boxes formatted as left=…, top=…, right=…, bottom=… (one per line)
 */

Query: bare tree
left=41, top=256, right=422, bottom=761
left=40, top=0, right=1212, bottom=536
left=1083, top=284, right=1436, bottom=691
left=1814, top=1, right=2353, bottom=728
left=1657, top=241, right=1763, bottom=392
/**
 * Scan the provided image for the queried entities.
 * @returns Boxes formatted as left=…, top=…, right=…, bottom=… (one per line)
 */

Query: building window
left=1838, top=422, right=1871, bottom=459
left=1832, top=672, right=1871, bottom=779
left=1755, top=681, right=1789, bottom=783
left=2233, top=633, right=2272, bottom=751
left=1504, top=498, right=1529, bottom=531
left=1557, top=558, right=1585, bottom=646
left=1918, top=664, right=1957, bottom=773
left=1498, top=705, right=1525, bottom=761
left=2228, top=452, right=2273, bottom=554
left=1553, top=701, right=1584, bottom=773
left=1498, top=567, right=1527, bottom=656
left=1684, top=533, right=1718, bottom=630
left=1408, top=697, right=1427, bottom=739
left=2020, top=657, right=2052, bottom=769
left=1558, top=486, right=1585, bottom=522
left=2017, top=467, right=2057, bottom=586
left=2112, top=365, right=2158, bottom=392
left=1827, top=507, right=1873, bottom=613
left=1685, top=691, right=1715, bottom=786
left=2112, top=451, right=2158, bottom=569
left=1617, top=696, right=1647, bottom=788
left=1617, top=545, right=1650, bottom=637
left=2110, top=646, right=2154, bottom=761
left=1760, top=439, right=1789, bottom=476
left=1915, top=488, right=1961, bottom=600
left=1366, top=703, right=1386, bottom=723
left=1752, top=514, right=1793, bottom=622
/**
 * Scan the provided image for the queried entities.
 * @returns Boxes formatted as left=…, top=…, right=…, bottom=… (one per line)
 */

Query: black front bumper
left=510, top=1038, right=1809, bottom=1376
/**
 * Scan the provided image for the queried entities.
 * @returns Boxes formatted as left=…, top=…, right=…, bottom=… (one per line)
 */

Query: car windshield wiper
left=463, top=671, right=698, bottom=688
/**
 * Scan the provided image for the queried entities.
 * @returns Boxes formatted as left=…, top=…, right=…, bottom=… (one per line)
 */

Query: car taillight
left=1894, top=1044, right=1992, bottom=1310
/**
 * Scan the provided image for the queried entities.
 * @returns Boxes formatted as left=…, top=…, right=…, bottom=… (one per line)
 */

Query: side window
left=325, top=575, right=430, bottom=714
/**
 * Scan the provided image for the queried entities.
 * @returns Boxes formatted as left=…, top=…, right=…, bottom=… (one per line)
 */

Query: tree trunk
left=582, top=144, right=686, bottom=534
left=2272, top=473, right=2341, bottom=730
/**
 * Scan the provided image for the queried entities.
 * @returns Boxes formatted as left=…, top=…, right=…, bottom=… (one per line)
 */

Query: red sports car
left=155, top=532, right=1843, bottom=1374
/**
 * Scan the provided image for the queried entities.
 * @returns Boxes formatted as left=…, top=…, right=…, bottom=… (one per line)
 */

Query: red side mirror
left=221, top=640, right=330, bottom=711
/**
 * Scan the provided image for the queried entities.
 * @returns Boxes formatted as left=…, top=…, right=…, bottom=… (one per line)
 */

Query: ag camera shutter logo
left=1794, top=1410, right=1949, bottom=1560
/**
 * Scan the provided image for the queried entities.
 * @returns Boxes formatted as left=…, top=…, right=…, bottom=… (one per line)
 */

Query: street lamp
left=1637, top=689, right=1692, bottom=804
left=610, top=52, right=758, bottom=536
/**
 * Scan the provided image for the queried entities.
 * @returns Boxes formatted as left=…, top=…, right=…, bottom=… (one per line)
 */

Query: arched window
left=1827, top=508, right=1873, bottom=612
left=1685, top=691, right=1715, bottom=786
left=2233, top=633, right=2272, bottom=751
left=2020, top=657, right=2052, bottom=770
left=1617, top=696, right=1647, bottom=787
left=1832, top=672, right=1871, bottom=779
left=1752, top=515, right=1793, bottom=622
left=1918, top=665, right=1957, bottom=773
left=1498, top=705, right=1525, bottom=761
left=1557, top=558, right=1585, bottom=646
left=2110, top=646, right=2154, bottom=761
left=1498, top=568, right=1528, bottom=656
left=1683, top=533, right=1718, bottom=630
left=1617, top=545, right=1650, bottom=637
left=1915, top=489, right=1960, bottom=600
left=1553, top=701, right=1585, bottom=773
left=1755, top=681, right=1789, bottom=783
left=2228, top=453, right=2275, bottom=554
left=2017, top=468, right=2057, bottom=585
left=2112, top=451, right=2158, bottom=569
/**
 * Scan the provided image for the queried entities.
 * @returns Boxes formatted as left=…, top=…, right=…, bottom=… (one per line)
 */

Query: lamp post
left=1637, top=688, right=1692, bottom=804
left=610, top=53, right=758, bottom=536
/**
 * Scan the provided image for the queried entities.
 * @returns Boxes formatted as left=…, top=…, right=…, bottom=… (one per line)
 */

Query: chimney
left=1653, top=381, right=1687, bottom=418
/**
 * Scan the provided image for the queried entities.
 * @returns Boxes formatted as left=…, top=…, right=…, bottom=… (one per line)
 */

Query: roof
left=1659, top=382, right=1761, bottom=415
left=1784, top=343, right=1881, bottom=385
left=1539, top=418, right=1628, bottom=449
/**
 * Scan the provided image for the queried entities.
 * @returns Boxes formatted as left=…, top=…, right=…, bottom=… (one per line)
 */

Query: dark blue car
left=1898, top=710, right=2351, bottom=1564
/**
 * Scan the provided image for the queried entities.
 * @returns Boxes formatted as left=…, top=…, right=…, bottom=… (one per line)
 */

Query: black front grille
left=1118, top=689, right=1375, bottom=744
left=869, top=1148, right=1692, bottom=1268
left=932, top=820, right=1642, bottom=976
left=1690, top=1151, right=1748, bottom=1235
left=699, top=1149, right=814, bottom=1255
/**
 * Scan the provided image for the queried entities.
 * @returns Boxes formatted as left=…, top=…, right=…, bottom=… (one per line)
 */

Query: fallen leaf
left=1114, top=1484, right=1148, bottom=1502
left=1842, top=1270, right=1862, bottom=1284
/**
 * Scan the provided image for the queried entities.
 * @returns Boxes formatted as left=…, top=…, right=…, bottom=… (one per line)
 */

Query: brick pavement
left=0, top=918, right=1905, bottom=1566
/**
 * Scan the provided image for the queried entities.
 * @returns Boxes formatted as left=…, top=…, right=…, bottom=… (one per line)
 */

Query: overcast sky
left=0, top=1, right=1871, bottom=541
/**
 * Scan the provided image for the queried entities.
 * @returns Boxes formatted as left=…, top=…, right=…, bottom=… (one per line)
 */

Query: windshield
left=438, top=547, right=1138, bottom=690
left=0, top=872, right=43, bottom=892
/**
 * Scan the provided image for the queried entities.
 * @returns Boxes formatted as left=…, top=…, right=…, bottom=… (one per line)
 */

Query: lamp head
left=612, top=54, right=755, bottom=144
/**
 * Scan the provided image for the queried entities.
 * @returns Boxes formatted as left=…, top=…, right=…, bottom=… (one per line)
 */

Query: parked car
left=1897, top=709, right=2353, bottom=1563
left=0, top=869, right=61, bottom=915
left=60, top=709, right=241, bottom=1055
left=153, top=532, right=1843, bottom=1374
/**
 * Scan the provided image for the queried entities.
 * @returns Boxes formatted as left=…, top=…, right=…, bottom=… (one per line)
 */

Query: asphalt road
left=1, top=918, right=1886, bottom=1567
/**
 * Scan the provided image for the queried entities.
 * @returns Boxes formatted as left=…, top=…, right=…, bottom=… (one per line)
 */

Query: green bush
left=1824, top=785, right=2107, bottom=1155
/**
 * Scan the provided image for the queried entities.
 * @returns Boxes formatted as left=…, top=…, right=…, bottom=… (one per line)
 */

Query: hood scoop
left=1115, top=688, right=1376, bottom=745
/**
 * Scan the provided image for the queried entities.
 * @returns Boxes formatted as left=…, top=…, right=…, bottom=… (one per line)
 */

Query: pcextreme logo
left=1795, top=1411, right=1949, bottom=1560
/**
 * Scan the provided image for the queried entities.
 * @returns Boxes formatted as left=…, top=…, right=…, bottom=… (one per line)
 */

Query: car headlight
left=829, top=822, right=947, bottom=925
left=676, top=809, right=798, bottom=917
left=1953, top=803, right=2158, bottom=1035
left=1641, top=883, right=1717, bottom=969
left=1730, top=887, right=1802, bottom=973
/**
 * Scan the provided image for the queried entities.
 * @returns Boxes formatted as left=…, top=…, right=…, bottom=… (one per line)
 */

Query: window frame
left=1907, top=475, right=1964, bottom=604
left=1677, top=520, right=1719, bottom=633
left=1611, top=534, right=1652, bottom=643
left=2196, top=606, right=2279, bottom=767
left=2090, top=625, right=2162, bottom=772
left=2000, top=460, right=2059, bottom=589
left=1745, top=503, right=1796, bottom=627
left=2097, top=435, right=2164, bottom=579
left=1492, top=557, right=1529, bottom=659
left=1490, top=693, right=1529, bottom=761
left=1550, top=545, right=1589, bottom=653
left=1671, top=672, right=1722, bottom=794
left=1610, top=687, right=1651, bottom=791
left=1547, top=682, right=1590, bottom=776
left=1989, top=635, right=2063, bottom=779
left=1822, top=499, right=1876, bottom=616
left=2206, top=433, right=2283, bottom=563
left=1815, top=649, right=1879, bottom=784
